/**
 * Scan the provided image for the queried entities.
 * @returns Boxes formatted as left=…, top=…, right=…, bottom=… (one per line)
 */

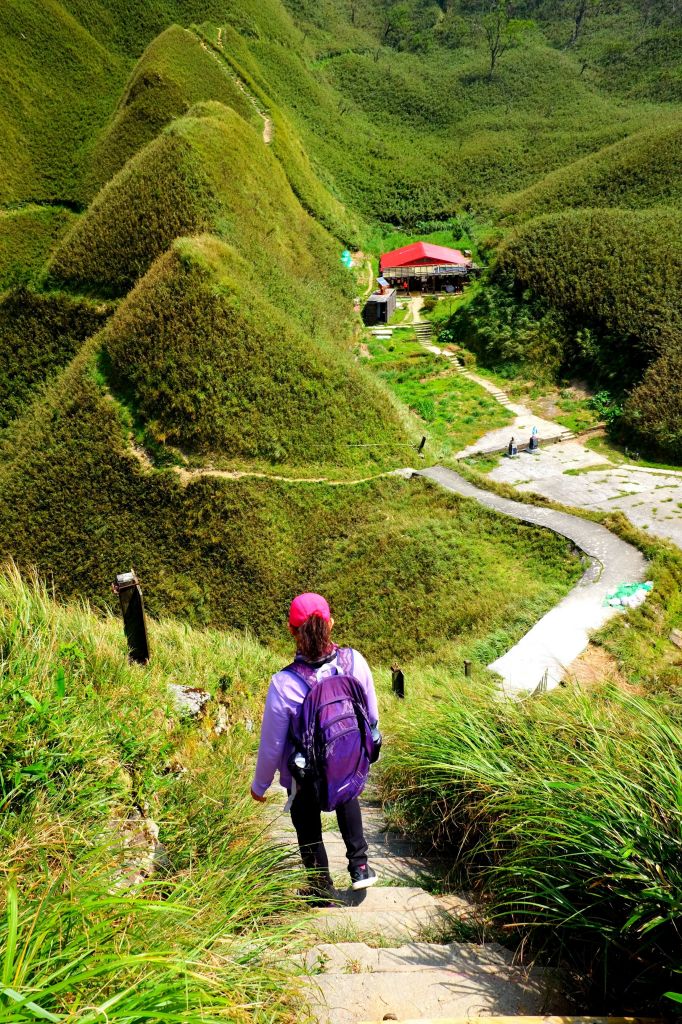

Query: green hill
left=0, top=288, right=109, bottom=429
left=496, top=207, right=682, bottom=357
left=100, top=235, right=408, bottom=464
left=497, top=118, right=682, bottom=221
left=49, top=102, right=355, bottom=338
left=0, top=336, right=581, bottom=659
left=85, top=25, right=261, bottom=198
left=0, top=205, right=78, bottom=290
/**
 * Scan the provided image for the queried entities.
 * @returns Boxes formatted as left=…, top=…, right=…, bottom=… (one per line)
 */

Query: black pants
left=290, top=782, right=368, bottom=875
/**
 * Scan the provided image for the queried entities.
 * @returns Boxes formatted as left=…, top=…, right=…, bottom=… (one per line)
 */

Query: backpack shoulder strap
left=336, top=646, right=354, bottom=676
left=282, top=660, right=318, bottom=689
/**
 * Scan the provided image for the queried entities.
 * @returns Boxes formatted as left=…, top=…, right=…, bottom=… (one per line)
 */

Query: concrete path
left=264, top=789, right=556, bottom=1024
left=489, top=443, right=682, bottom=550
left=418, top=466, right=648, bottom=693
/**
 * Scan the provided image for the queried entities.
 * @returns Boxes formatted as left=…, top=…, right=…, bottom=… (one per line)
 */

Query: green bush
left=381, top=680, right=682, bottom=1007
left=623, top=346, right=682, bottom=461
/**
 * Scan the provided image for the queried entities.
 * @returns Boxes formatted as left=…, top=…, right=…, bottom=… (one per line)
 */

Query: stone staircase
left=414, top=320, right=434, bottom=344
left=267, top=792, right=559, bottom=1024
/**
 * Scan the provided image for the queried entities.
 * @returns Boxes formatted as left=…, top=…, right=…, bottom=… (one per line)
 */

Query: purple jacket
left=252, top=647, right=379, bottom=797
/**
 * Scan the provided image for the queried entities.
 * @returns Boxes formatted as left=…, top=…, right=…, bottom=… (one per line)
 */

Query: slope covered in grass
left=0, top=566, right=301, bottom=1023
left=0, top=0, right=125, bottom=202
left=0, top=205, right=78, bottom=289
left=496, top=208, right=682, bottom=357
left=0, top=340, right=580, bottom=662
left=380, top=677, right=682, bottom=1010
left=85, top=25, right=260, bottom=197
left=0, top=288, right=110, bottom=429
left=49, top=102, right=356, bottom=338
left=498, top=119, right=682, bottom=221
left=101, top=235, right=408, bottom=463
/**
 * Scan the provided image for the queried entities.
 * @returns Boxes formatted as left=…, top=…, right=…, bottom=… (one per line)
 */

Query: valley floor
left=416, top=335, right=682, bottom=550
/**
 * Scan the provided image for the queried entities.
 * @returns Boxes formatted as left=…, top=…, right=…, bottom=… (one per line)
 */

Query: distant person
left=507, top=436, right=518, bottom=457
left=251, top=593, right=381, bottom=903
left=529, top=427, right=539, bottom=452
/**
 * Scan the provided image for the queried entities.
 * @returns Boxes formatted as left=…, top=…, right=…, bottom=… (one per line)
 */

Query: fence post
left=391, top=665, right=405, bottom=699
left=463, top=659, right=472, bottom=678
left=113, top=571, right=150, bottom=665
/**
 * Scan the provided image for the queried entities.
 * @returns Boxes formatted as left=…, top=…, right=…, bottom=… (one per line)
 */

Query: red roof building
left=380, top=242, right=471, bottom=273
left=379, top=242, right=473, bottom=293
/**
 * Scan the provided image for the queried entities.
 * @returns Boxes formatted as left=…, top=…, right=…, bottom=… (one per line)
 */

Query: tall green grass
left=0, top=566, right=304, bottom=1022
left=380, top=678, right=682, bottom=1008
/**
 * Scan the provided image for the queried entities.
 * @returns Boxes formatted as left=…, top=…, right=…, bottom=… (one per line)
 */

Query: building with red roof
left=379, top=241, right=474, bottom=293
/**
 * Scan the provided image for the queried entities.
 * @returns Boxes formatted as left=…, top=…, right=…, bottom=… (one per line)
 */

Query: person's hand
left=250, top=787, right=266, bottom=803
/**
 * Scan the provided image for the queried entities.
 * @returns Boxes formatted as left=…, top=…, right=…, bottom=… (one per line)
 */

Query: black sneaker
left=350, top=864, right=378, bottom=890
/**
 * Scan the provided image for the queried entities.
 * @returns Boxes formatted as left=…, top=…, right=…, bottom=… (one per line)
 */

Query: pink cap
left=289, top=592, right=331, bottom=628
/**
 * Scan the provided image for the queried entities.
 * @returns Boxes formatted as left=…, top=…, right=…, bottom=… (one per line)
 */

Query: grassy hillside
left=496, top=208, right=681, bottom=360
left=50, top=102, right=356, bottom=337
left=0, top=205, right=78, bottom=289
left=0, top=0, right=125, bottom=202
left=498, top=118, right=682, bottom=221
left=101, top=235, right=409, bottom=464
left=0, top=338, right=581, bottom=663
left=0, top=289, right=110, bottom=429
left=85, top=24, right=260, bottom=197
left=0, top=566, right=302, bottom=1022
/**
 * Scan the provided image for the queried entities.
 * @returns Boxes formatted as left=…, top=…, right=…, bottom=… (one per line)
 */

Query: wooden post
left=114, top=571, right=150, bottom=665
left=464, top=659, right=472, bottom=678
left=391, top=665, right=405, bottom=699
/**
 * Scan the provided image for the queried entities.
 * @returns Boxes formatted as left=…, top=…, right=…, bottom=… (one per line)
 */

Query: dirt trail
left=195, top=32, right=273, bottom=145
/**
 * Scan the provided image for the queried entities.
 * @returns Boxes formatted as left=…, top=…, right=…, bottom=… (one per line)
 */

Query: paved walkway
left=489, top=442, right=682, bottom=550
left=264, top=788, right=556, bottom=1024
left=418, top=466, right=648, bottom=693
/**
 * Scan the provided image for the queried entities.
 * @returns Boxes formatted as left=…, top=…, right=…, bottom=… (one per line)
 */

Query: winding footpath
left=416, top=466, right=647, bottom=693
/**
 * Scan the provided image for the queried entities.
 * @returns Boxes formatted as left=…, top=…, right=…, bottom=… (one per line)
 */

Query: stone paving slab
left=490, top=444, right=682, bottom=550
left=417, top=466, right=648, bottom=693
left=306, top=961, right=548, bottom=1024
left=304, top=941, right=515, bottom=974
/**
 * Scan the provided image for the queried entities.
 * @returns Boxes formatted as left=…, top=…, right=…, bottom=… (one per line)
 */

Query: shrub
left=381, top=681, right=682, bottom=1008
left=623, top=345, right=682, bottom=461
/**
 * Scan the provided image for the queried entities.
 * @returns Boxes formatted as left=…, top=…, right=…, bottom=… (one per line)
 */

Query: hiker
left=251, top=592, right=381, bottom=900
left=507, top=436, right=518, bottom=457
left=528, top=427, right=539, bottom=452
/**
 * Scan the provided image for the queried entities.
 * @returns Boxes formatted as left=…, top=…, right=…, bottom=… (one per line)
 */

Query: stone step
left=310, top=886, right=473, bottom=942
left=305, top=940, right=515, bottom=975
left=304, top=954, right=549, bottom=1024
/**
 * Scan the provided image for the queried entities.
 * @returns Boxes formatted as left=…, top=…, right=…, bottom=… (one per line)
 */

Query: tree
left=477, top=2, right=533, bottom=80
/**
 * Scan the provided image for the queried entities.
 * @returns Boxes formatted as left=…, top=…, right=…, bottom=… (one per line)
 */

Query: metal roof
left=380, top=241, right=472, bottom=271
